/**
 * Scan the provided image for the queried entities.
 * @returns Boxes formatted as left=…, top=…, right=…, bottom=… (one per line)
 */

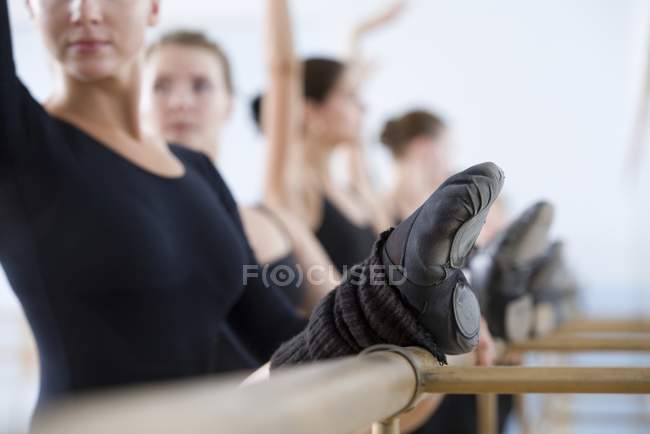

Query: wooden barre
left=544, top=410, right=650, bottom=424
left=557, top=318, right=650, bottom=334
left=33, top=351, right=419, bottom=434
left=422, top=367, right=650, bottom=394
left=31, top=348, right=650, bottom=434
left=507, top=336, right=650, bottom=352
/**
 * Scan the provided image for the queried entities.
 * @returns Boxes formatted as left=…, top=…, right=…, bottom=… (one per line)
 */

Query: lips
left=67, top=40, right=111, bottom=54
left=168, top=122, right=194, bottom=134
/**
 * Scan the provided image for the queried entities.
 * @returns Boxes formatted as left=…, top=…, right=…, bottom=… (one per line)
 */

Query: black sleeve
left=0, top=0, right=45, bottom=169
left=1, top=0, right=20, bottom=156
left=0, top=0, right=16, bottom=166
left=0, top=0, right=15, bottom=82
left=226, top=269, right=308, bottom=362
left=0, top=0, right=17, bottom=176
left=195, top=155, right=308, bottom=362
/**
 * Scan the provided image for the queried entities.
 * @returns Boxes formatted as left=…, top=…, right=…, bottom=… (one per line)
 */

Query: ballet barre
left=477, top=329, right=650, bottom=434
left=555, top=317, right=650, bottom=334
left=31, top=346, right=650, bottom=434
left=506, top=334, right=650, bottom=353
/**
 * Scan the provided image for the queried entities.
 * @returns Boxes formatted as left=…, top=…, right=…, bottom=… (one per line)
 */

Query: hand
left=347, top=1, right=408, bottom=87
left=241, top=363, right=270, bottom=386
left=352, top=0, right=408, bottom=38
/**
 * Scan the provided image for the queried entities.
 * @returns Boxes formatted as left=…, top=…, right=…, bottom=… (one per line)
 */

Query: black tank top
left=253, top=204, right=309, bottom=307
left=315, top=197, right=376, bottom=274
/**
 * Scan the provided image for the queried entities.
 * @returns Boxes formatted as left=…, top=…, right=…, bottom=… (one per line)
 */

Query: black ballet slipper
left=382, top=162, right=505, bottom=355
left=470, top=201, right=554, bottom=342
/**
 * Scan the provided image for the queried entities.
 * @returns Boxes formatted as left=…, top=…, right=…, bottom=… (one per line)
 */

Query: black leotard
left=314, top=197, right=376, bottom=274
left=0, top=1, right=305, bottom=403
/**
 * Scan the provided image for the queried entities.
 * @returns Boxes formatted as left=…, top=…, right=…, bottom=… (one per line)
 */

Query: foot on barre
left=470, top=200, right=554, bottom=342
left=528, top=241, right=580, bottom=337
left=270, top=163, right=504, bottom=368
left=382, top=161, right=505, bottom=355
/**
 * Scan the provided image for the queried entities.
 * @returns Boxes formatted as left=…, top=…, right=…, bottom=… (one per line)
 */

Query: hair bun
left=380, top=118, right=404, bottom=148
left=380, top=109, right=446, bottom=158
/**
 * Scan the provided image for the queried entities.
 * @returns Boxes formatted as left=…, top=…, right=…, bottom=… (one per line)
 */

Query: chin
left=164, top=132, right=195, bottom=148
left=164, top=133, right=185, bottom=146
left=65, top=59, right=122, bottom=82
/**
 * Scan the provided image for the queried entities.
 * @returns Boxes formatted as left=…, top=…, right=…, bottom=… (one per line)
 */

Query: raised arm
left=262, top=0, right=304, bottom=212
left=0, top=0, right=16, bottom=83
left=0, top=0, right=21, bottom=139
left=1, top=0, right=21, bottom=168
left=345, top=1, right=407, bottom=232
left=0, top=0, right=46, bottom=168
left=346, top=0, right=407, bottom=88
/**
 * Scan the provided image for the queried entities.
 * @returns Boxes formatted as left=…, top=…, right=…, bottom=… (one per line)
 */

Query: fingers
left=355, top=0, right=409, bottom=35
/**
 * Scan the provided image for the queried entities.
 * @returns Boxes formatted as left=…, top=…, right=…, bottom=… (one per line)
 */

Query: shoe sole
left=505, top=294, right=534, bottom=342
left=450, top=201, right=495, bottom=269
left=512, top=202, right=555, bottom=267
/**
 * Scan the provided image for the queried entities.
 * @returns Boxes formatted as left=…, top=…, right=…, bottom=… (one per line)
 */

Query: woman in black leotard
left=1, top=0, right=310, bottom=401
left=253, top=0, right=404, bottom=273
left=142, top=31, right=327, bottom=372
left=142, top=30, right=338, bottom=315
left=1, top=0, right=501, bottom=412
left=251, top=76, right=377, bottom=276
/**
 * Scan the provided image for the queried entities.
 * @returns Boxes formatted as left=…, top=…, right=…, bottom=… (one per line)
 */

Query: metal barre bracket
left=360, top=345, right=424, bottom=417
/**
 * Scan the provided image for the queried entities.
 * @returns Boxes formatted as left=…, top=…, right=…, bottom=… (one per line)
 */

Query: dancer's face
left=405, top=130, right=452, bottom=186
left=142, top=44, right=233, bottom=156
left=305, top=70, right=365, bottom=147
left=27, top=0, right=159, bottom=81
left=421, top=130, right=451, bottom=171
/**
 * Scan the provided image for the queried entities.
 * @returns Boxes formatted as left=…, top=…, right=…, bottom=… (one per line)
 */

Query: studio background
left=2, top=1, right=649, bottom=432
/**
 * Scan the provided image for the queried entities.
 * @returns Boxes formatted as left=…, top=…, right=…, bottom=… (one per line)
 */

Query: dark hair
left=303, top=57, right=345, bottom=104
left=250, top=57, right=345, bottom=130
left=146, top=30, right=234, bottom=95
left=250, top=93, right=263, bottom=130
left=380, top=110, right=447, bottom=157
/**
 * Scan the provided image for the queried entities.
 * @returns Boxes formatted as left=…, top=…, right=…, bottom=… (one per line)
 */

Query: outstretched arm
left=262, top=0, right=305, bottom=213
